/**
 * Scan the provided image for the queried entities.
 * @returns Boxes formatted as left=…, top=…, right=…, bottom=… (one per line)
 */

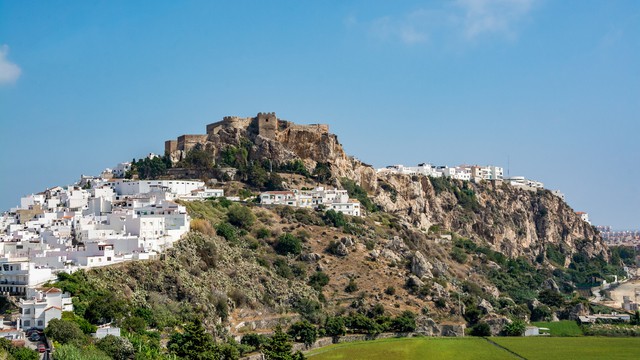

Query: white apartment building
left=329, top=200, right=361, bottom=217
left=260, top=191, right=296, bottom=205
left=19, top=287, right=73, bottom=330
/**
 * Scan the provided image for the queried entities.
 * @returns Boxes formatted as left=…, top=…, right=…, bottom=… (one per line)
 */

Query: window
left=23, top=320, right=30, bottom=327
left=37, top=320, right=43, bottom=327
left=23, top=308, right=30, bottom=315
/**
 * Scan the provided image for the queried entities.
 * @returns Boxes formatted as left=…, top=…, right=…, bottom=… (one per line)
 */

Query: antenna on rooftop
left=507, top=155, right=510, bottom=177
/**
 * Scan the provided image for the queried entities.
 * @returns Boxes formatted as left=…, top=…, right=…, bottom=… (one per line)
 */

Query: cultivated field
left=492, top=337, right=640, bottom=360
left=530, top=320, right=583, bottom=336
left=306, top=338, right=515, bottom=360
left=306, top=336, right=640, bottom=360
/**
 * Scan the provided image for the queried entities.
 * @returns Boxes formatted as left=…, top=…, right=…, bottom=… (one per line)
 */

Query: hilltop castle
left=164, top=112, right=329, bottom=161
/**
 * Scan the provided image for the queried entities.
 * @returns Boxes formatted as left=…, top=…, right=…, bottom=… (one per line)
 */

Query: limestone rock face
left=478, top=299, right=494, bottom=314
left=372, top=173, right=608, bottom=262
left=411, top=251, right=434, bottom=279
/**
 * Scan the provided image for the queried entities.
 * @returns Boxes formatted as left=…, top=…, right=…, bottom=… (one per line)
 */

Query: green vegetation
left=307, top=337, right=515, bottom=360
left=307, top=337, right=640, bottom=360
left=428, top=177, right=479, bottom=212
left=179, top=143, right=214, bottom=170
left=340, top=178, right=376, bottom=213
left=279, top=159, right=311, bottom=177
left=531, top=320, right=583, bottom=337
left=127, top=155, right=172, bottom=179
left=492, top=337, right=640, bottom=360
left=227, top=203, right=256, bottom=229
left=275, top=233, right=303, bottom=255
left=0, top=338, right=39, bottom=360
left=313, top=162, right=332, bottom=183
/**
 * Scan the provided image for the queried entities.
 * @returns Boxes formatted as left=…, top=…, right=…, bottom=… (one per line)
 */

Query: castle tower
left=257, top=112, right=277, bottom=139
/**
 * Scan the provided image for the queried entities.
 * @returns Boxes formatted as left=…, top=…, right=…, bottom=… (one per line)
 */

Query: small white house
left=19, top=287, right=73, bottom=330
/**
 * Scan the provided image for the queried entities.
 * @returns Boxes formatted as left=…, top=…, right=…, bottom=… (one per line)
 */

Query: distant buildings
left=377, top=162, right=558, bottom=194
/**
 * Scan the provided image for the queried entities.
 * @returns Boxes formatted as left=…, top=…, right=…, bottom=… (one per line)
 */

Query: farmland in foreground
left=306, top=336, right=640, bottom=360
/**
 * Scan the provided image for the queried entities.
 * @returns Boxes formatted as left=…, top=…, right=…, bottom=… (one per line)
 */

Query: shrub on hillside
left=323, top=209, right=346, bottom=227
left=308, top=271, right=330, bottom=291
left=96, top=335, right=135, bottom=360
left=216, top=222, right=238, bottom=242
left=45, top=319, right=86, bottom=346
left=227, top=204, right=256, bottom=229
left=274, top=233, right=302, bottom=255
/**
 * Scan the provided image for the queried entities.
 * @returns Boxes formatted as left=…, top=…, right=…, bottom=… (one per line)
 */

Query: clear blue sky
left=1, top=1, right=638, bottom=229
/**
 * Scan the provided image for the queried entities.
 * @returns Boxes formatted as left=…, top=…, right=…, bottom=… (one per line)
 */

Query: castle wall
left=287, top=123, right=329, bottom=133
left=177, top=134, right=208, bottom=152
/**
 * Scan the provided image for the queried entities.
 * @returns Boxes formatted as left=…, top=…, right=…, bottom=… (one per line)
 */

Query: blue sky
left=1, top=1, right=638, bottom=229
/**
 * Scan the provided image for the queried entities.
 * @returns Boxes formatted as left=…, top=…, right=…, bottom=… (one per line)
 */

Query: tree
left=275, top=233, right=302, bottom=255
left=390, top=311, right=417, bottom=332
left=312, top=162, right=332, bottom=183
left=324, top=316, right=346, bottom=337
left=84, top=292, right=126, bottom=325
left=538, top=289, right=564, bottom=308
left=263, top=325, right=301, bottom=360
left=470, top=322, right=491, bottom=336
left=227, top=204, right=256, bottom=229
left=45, top=319, right=86, bottom=346
left=288, top=320, right=317, bottom=346
left=322, top=210, right=345, bottom=228
left=503, top=319, right=526, bottom=336
left=168, top=320, right=218, bottom=359
left=96, top=335, right=135, bottom=360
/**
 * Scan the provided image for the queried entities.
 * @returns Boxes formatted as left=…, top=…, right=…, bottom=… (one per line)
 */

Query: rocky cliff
left=372, top=174, right=607, bottom=262
left=167, top=113, right=607, bottom=263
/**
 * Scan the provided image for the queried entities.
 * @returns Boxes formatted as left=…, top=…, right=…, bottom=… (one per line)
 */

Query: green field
left=306, top=338, right=515, bottom=360
left=307, top=337, right=640, bottom=360
left=531, top=320, right=583, bottom=336
left=492, top=337, right=640, bottom=360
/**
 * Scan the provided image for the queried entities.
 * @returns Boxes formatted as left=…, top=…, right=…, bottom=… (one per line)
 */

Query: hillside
left=47, top=113, right=623, bottom=359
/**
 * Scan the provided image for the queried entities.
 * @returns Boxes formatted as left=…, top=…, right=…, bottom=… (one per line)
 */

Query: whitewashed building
left=19, top=287, right=73, bottom=330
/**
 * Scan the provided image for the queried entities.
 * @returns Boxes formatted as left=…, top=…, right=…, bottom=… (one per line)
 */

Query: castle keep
left=164, top=112, right=329, bottom=161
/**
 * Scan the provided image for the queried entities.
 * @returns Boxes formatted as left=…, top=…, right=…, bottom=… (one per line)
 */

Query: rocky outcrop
left=371, top=173, right=608, bottom=262
left=411, top=251, right=434, bottom=279
left=415, top=317, right=465, bottom=337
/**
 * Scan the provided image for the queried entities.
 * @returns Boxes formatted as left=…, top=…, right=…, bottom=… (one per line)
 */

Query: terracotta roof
left=44, top=306, right=62, bottom=312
